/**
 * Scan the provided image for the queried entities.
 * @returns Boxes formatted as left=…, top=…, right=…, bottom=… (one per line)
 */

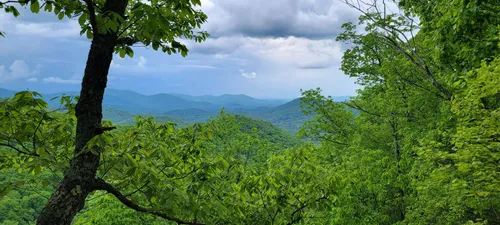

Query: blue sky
left=0, top=0, right=361, bottom=99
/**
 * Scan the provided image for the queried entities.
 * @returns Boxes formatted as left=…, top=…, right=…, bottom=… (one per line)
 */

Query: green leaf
left=125, top=46, right=134, bottom=58
left=8, top=6, right=20, bottom=17
left=44, top=2, right=52, bottom=12
left=106, top=20, right=118, bottom=33
left=86, top=29, right=93, bottom=39
left=57, top=11, right=64, bottom=20
left=0, top=184, right=13, bottom=199
left=78, top=13, right=87, bottom=26
left=124, top=153, right=137, bottom=167
left=30, top=1, right=40, bottom=13
left=119, top=48, right=126, bottom=58
left=152, top=41, right=160, bottom=51
left=33, top=166, right=42, bottom=175
left=54, top=6, right=60, bottom=15
left=126, top=167, right=137, bottom=176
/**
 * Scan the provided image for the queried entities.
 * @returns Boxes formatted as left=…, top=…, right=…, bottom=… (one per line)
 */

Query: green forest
left=0, top=0, right=499, bottom=224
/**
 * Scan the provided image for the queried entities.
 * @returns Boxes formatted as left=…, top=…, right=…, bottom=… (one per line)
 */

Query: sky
left=0, top=0, right=362, bottom=99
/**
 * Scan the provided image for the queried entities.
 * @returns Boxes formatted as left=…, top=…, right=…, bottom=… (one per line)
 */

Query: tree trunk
left=36, top=0, right=128, bottom=224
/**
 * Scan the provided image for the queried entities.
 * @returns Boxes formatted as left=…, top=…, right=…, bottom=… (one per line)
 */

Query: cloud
left=137, top=56, right=146, bottom=68
left=242, top=36, right=342, bottom=69
left=26, top=77, right=38, bottom=82
left=13, top=20, right=81, bottom=39
left=200, top=0, right=359, bottom=39
left=0, top=60, right=37, bottom=83
left=239, top=69, right=257, bottom=79
left=9, top=60, right=31, bottom=77
left=176, top=64, right=219, bottom=69
left=186, top=35, right=342, bottom=69
left=186, top=36, right=245, bottom=55
left=214, top=53, right=228, bottom=59
left=43, top=76, right=80, bottom=84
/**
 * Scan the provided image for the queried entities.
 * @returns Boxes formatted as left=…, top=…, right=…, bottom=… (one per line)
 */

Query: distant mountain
left=158, top=98, right=312, bottom=134
left=103, top=107, right=136, bottom=124
left=242, top=98, right=313, bottom=134
left=0, top=88, right=15, bottom=98
left=0, top=88, right=351, bottom=134
left=172, top=93, right=288, bottom=108
left=162, top=108, right=213, bottom=122
left=102, top=107, right=192, bottom=127
left=333, top=96, right=351, bottom=102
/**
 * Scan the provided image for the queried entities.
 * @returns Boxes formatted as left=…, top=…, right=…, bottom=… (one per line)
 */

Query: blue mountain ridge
left=0, top=87, right=352, bottom=133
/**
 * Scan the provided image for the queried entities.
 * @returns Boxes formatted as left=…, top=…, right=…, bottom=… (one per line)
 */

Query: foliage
left=0, top=170, right=53, bottom=225
left=1, top=0, right=499, bottom=224
left=1, top=94, right=335, bottom=224
left=0, top=0, right=208, bottom=57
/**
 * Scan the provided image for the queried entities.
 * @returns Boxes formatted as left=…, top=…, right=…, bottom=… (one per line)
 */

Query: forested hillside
left=1, top=0, right=499, bottom=224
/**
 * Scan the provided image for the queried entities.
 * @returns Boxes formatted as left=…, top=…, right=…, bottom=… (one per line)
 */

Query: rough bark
left=36, top=0, right=128, bottom=224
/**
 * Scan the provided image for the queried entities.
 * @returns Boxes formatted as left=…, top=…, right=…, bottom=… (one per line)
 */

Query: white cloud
left=0, top=60, right=37, bottom=83
left=176, top=64, right=219, bottom=69
left=242, top=36, right=342, bottom=69
left=239, top=69, right=257, bottom=79
left=137, top=56, right=146, bottom=68
left=10, top=60, right=31, bottom=77
left=43, top=76, right=80, bottom=84
left=187, top=35, right=342, bottom=69
left=14, top=20, right=81, bottom=39
left=214, top=53, right=229, bottom=59
left=26, top=77, right=38, bottom=82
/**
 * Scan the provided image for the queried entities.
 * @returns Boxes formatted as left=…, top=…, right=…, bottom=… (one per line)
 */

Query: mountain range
left=0, top=88, right=350, bottom=134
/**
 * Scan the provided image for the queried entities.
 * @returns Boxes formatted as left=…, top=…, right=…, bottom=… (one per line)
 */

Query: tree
left=0, top=0, right=208, bottom=224
left=398, top=0, right=500, bottom=71
left=339, top=0, right=454, bottom=100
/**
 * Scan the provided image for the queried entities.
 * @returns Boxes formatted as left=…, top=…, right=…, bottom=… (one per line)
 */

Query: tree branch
left=380, top=35, right=452, bottom=100
left=116, top=36, right=138, bottom=46
left=342, top=100, right=382, bottom=117
left=0, top=0, right=28, bottom=5
left=95, top=126, right=116, bottom=135
left=32, top=112, right=46, bottom=151
left=0, top=142, right=39, bottom=156
left=83, top=0, right=98, bottom=34
left=92, top=179, right=204, bottom=225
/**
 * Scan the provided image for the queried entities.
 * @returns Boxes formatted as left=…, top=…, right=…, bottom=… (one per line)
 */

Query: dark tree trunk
left=36, top=0, right=128, bottom=224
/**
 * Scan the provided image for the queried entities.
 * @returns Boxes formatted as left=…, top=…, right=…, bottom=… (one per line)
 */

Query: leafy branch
left=92, top=178, right=204, bottom=225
